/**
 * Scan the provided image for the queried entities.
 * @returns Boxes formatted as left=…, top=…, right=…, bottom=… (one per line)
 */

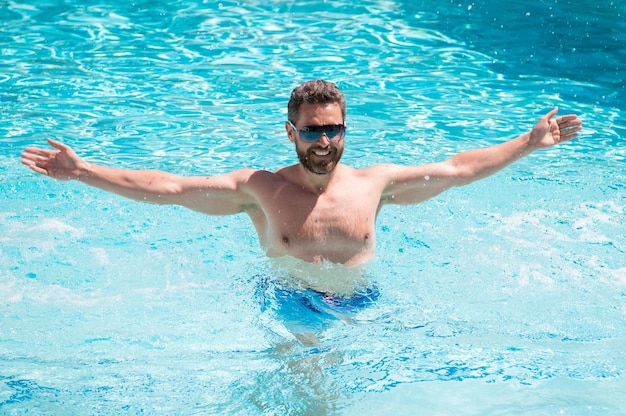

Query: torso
left=244, top=164, right=388, bottom=266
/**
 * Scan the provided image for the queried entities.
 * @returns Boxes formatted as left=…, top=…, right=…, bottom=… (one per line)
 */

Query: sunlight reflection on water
left=1, top=0, right=625, bottom=414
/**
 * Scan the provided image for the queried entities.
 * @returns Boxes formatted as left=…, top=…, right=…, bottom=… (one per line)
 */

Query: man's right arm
left=21, top=138, right=257, bottom=215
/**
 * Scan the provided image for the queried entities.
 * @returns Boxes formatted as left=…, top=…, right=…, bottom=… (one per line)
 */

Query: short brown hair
left=287, top=80, right=346, bottom=124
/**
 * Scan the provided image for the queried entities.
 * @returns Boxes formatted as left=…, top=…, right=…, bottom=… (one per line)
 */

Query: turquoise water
left=1, top=0, right=625, bottom=414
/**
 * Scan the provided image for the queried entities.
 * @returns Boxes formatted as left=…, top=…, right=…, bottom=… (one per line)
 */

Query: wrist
left=76, top=161, right=93, bottom=181
left=521, top=132, right=537, bottom=154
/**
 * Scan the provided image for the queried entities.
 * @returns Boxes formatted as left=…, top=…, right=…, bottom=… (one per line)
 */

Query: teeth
left=313, top=149, right=330, bottom=156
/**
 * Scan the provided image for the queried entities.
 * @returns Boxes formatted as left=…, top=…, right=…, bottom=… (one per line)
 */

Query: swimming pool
left=1, top=0, right=625, bottom=414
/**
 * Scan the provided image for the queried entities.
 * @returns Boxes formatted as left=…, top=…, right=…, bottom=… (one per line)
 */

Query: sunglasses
left=288, top=121, right=346, bottom=143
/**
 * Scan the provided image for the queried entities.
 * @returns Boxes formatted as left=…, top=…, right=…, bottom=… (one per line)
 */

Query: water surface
left=1, top=0, right=625, bottom=414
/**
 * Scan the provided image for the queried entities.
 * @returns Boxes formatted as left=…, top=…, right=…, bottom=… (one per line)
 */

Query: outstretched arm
left=381, top=107, right=582, bottom=205
left=21, top=138, right=257, bottom=215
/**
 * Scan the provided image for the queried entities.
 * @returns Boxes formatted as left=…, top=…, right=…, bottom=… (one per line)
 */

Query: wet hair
left=287, top=79, right=346, bottom=124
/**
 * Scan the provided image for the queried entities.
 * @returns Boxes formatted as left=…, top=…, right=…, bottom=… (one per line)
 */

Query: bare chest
left=254, top=183, right=381, bottom=263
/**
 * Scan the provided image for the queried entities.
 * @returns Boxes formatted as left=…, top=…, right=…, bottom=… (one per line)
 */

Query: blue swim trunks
left=257, top=279, right=380, bottom=335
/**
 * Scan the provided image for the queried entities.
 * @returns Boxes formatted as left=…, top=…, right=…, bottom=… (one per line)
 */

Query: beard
left=296, top=143, right=344, bottom=175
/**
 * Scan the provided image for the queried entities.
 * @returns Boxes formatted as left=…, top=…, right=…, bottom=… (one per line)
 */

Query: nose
left=316, top=132, right=331, bottom=145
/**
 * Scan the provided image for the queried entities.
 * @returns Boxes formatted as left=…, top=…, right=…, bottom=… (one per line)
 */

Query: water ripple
left=1, top=1, right=625, bottom=414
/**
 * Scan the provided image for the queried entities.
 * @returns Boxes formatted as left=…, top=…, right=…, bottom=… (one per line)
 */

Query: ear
left=285, top=122, right=296, bottom=143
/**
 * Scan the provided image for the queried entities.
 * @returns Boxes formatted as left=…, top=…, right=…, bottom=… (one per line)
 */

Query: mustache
left=307, top=144, right=337, bottom=153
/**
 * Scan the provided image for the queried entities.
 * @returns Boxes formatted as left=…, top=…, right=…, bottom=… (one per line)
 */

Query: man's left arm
left=381, top=107, right=582, bottom=205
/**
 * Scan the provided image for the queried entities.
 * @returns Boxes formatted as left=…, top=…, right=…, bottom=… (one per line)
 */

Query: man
left=21, top=79, right=582, bottom=295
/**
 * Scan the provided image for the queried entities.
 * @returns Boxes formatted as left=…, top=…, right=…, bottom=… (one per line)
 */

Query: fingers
left=20, top=152, right=49, bottom=175
left=544, top=108, right=582, bottom=141
left=556, top=114, right=578, bottom=122
left=23, top=147, right=57, bottom=158
left=21, top=148, right=55, bottom=172
left=21, top=159, right=49, bottom=176
left=21, top=142, right=60, bottom=176
left=561, top=123, right=583, bottom=139
left=556, top=118, right=583, bottom=143
left=47, top=137, right=70, bottom=152
left=555, top=115, right=582, bottom=131
left=21, top=149, right=41, bottom=164
left=22, top=138, right=64, bottom=159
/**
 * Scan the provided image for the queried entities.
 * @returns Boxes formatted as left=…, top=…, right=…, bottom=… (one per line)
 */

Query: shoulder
left=220, top=167, right=285, bottom=182
left=354, top=163, right=405, bottom=181
left=231, top=168, right=286, bottom=188
left=179, top=168, right=278, bottom=191
left=243, top=166, right=297, bottom=190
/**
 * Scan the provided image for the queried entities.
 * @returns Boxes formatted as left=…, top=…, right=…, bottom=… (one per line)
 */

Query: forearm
left=382, top=108, right=580, bottom=205
left=448, top=132, right=534, bottom=185
left=22, top=139, right=255, bottom=212
left=77, top=162, right=183, bottom=204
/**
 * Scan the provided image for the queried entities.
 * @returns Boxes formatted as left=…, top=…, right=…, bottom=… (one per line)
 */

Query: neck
left=298, top=163, right=339, bottom=194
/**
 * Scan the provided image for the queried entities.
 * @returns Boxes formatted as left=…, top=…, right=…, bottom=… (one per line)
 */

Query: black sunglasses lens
left=297, top=124, right=345, bottom=142
left=300, top=131, right=321, bottom=142
left=325, top=126, right=344, bottom=138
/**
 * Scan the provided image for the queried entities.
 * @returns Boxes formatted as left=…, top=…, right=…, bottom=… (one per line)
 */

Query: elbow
left=443, top=162, right=477, bottom=188
left=150, top=181, right=185, bottom=203
left=455, top=168, right=480, bottom=186
left=141, top=173, right=185, bottom=196
left=162, top=180, right=185, bottom=195
left=136, top=177, right=185, bottom=204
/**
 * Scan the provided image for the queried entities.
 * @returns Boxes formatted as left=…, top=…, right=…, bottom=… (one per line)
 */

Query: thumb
left=47, top=138, right=71, bottom=152
left=544, top=106, right=558, bottom=122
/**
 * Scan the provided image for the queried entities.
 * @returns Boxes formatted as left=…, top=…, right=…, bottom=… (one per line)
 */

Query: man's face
left=287, top=102, right=345, bottom=175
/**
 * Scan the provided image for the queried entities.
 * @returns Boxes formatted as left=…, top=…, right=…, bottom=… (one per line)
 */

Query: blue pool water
left=1, top=0, right=625, bottom=414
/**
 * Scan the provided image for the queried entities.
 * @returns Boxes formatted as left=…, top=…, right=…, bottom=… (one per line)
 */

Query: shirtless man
left=21, top=79, right=582, bottom=294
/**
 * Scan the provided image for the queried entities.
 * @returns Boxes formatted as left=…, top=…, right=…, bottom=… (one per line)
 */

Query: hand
left=21, top=138, right=87, bottom=180
left=529, top=106, right=583, bottom=150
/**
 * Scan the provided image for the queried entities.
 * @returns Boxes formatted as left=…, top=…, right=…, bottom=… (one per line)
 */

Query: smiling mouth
left=311, top=148, right=331, bottom=156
